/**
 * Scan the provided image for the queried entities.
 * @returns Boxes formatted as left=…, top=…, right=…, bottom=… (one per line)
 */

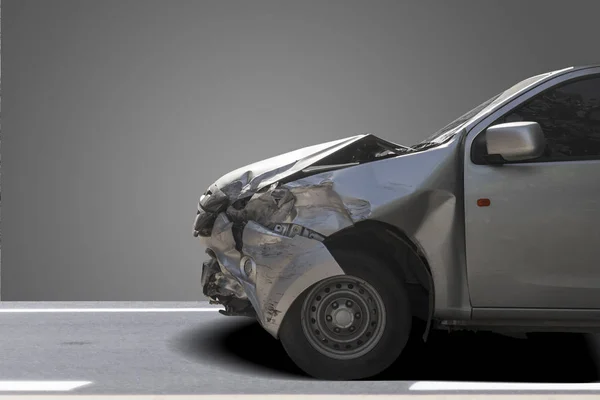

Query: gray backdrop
left=2, top=0, right=598, bottom=300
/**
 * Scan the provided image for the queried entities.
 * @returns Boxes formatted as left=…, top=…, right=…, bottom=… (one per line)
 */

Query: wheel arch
left=323, top=220, right=436, bottom=341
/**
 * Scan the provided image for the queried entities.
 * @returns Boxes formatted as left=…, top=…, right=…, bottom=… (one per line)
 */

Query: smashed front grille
left=201, top=257, right=255, bottom=317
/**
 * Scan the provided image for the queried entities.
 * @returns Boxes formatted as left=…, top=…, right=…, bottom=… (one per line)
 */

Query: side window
left=490, top=76, right=600, bottom=161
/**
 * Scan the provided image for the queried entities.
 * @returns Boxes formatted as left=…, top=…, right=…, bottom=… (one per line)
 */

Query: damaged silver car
left=194, top=64, right=600, bottom=379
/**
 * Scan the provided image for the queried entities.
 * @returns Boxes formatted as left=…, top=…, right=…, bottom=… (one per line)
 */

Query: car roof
left=569, top=64, right=600, bottom=72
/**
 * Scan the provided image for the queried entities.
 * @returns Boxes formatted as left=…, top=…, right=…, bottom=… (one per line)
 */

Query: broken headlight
left=271, top=223, right=325, bottom=241
left=193, top=208, right=217, bottom=237
left=199, top=189, right=229, bottom=213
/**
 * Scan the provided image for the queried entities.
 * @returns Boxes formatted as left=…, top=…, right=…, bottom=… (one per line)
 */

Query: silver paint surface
left=198, top=65, right=600, bottom=337
left=201, top=213, right=345, bottom=336
left=202, top=139, right=470, bottom=335
left=485, top=121, right=546, bottom=161
left=464, top=66, right=600, bottom=312
left=209, top=135, right=369, bottom=201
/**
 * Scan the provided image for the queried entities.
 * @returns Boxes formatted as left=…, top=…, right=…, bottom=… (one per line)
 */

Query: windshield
left=417, top=93, right=502, bottom=145
left=410, top=69, right=568, bottom=151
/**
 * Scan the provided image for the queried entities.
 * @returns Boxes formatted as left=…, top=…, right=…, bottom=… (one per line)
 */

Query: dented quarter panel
left=242, top=221, right=345, bottom=336
left=284, top=180, right=362, bottom=236
left=202, top=213, right=345, bottom=335
left=279, top=137, right=471, bottom=321
left=201, top=134, right=471, bottom=338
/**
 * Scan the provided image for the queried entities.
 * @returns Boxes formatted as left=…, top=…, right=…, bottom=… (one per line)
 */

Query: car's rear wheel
left=279, top=249, right=412, bottom=380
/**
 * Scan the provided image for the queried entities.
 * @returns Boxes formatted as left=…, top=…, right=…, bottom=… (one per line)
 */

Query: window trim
left=469, top=71, right=600, bottom=165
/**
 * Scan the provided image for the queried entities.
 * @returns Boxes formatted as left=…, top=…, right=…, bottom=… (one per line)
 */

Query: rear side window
left=490, top=76, right=600, bottom=161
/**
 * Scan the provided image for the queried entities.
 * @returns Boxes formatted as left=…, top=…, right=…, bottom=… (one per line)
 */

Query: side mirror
left=484, top=121, right=546, bottom=164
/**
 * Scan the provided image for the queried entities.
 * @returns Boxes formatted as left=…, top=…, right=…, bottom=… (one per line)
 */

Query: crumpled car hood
left=195, top=130, right=463, bottom=335
left=201, top=133, right=407, bottom=208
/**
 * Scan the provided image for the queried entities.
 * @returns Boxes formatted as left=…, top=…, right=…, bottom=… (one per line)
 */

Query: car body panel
left=463, top=65, right=600, bottom=311
left=201, top=213, right=345, bottom=336
left=282, top=140, right=470, bottom=321
left=195, top=64, right=600, bottom=339
left=200, top=139, right=470, bottom=336
left=210, top=135, right=369, bottom=200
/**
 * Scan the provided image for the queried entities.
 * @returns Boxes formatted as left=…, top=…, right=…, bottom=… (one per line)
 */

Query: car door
left=464, top=71, right=600, bottom=309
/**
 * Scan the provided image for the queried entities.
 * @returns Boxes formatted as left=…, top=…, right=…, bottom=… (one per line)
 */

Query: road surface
left=0, top=302, right=600, bottom=397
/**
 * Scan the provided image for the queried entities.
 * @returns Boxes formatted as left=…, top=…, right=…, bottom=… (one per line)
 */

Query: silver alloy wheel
left=300, top=275, right=387, bottom=360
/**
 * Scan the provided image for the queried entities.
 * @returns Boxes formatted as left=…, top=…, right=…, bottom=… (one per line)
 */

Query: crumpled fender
left=201, top=135, right=470, bottom=338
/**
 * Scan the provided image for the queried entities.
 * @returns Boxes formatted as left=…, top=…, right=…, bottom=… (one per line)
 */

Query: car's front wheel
left=279, top=250, right=412, bottom=380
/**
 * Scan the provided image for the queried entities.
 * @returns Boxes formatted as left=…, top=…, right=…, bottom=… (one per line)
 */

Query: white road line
left=3, top=396, right=600, bottom=400
left=410, top=381, right=600, bottom=391
left=0, top=308, right=222, bottom=313
left=0, top=381, right=91, bottom=391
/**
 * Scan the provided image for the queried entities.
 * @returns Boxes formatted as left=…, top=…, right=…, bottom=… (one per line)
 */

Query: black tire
left=279, top=249, right=412, bottom=380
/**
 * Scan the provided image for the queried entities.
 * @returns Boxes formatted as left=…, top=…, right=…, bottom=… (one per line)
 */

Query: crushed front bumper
left=199, top=213, right=344, bottom=338
left=200, top=258, right=256, bottom=317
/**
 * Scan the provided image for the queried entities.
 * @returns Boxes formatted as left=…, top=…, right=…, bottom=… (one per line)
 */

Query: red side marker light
left=477, top=198, right=491, bottom=207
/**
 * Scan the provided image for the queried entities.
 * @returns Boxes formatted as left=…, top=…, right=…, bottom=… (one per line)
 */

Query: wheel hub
left=332, top=307, right=353, bottom=328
